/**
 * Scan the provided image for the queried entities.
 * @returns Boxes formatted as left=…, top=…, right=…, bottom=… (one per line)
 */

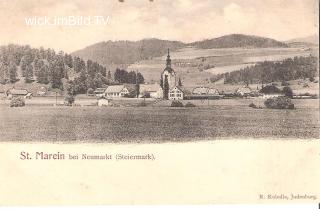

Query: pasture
left=127, top=47, right=312, bottom=86
left=0, top=99, right=318, bottom=142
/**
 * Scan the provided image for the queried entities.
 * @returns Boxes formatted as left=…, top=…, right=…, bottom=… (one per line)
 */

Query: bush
left=171, top=100, right=184, bottom=107
left=264, top=97, right=294, bottom=109
left=87, top=88, right=94, bottom=95
left=282, top=86, right=293, bottom=98
left=185, top=102, right=196, bottom=107
left=10, top=97, right=25, bottom=107
left=309, top=77, right=315, bottom=82
left=64, top=95, right=75, bottom=106
left=281, top=81, right=290, bottom=86
left=248, top=102, right=257, bottom=108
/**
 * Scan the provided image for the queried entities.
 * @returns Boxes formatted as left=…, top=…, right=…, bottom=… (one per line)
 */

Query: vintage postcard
left=0, top=0, right=319, bottom=206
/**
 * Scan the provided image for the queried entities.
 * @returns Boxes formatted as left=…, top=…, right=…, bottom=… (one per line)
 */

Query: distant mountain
left=72, top=34, right=289, bottom=66
left=189, top=34, right=288, bottom=49
left=286, top=35, right=318, bottom=45
left=72, top=39, right=184, bottom=66
left=285, top=34, right=318, bottom=48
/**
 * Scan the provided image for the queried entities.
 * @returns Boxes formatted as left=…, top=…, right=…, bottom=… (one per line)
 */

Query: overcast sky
left=0, top=0, right=318, bottom=53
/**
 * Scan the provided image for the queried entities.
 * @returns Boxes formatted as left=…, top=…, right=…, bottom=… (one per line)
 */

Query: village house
left=37, top=86, right=47, bottom=96
left=192, top=87, right=220, bottom=95
left=235, top=86, right=253, bottom=97
left=6, top=88, right=32, bottom=99
left=105, top=85, right=132, bottom=98
left=94, top=88, right=107, bottom=97
left=169, top=86, right=184, bottom=100
left=139, top=84, right=163, bottom=99
left=259, top=85, right=284, bottom=99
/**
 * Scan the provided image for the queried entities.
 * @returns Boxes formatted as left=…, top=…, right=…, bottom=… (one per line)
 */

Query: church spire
left=166, top=48, right=171, bottom=67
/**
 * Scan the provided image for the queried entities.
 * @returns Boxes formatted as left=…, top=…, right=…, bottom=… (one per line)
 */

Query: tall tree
left=178, top=77, right=182, bottom=86
left=8, top=62, right=17, bottom=83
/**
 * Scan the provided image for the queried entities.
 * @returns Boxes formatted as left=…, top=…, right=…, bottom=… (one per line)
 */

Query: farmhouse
left=37, top=86, right=47, bottom=96
left=260, top=85, right=284, bottom=98
left=94, top=88, right=107, bottom=97
left=105, top=85, right=131, bottom=98
left=6, top=88, right=30, bottom=99
left=169, top=86, right=184, bottom=100
left=192, top=87, right=220, bottom=95
left=139, top=83, right=163, bottom=98
left=236, top=86, right=253, bottom=97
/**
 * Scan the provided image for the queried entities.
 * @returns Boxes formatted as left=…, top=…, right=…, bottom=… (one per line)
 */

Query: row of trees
left=220, top=56, right=318, bottom=84
left=0, top=44, right=109, bottom=92
left=114, top=68, right=144, bottom=84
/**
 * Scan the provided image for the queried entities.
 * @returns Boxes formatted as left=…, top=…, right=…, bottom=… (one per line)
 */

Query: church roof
left=163, top=48, right=175, bottom=74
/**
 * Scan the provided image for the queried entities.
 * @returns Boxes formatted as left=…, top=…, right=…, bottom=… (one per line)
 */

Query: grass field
left=127, top=47, right=312, bottom=86
left=0, top=99, right=318, bottom=142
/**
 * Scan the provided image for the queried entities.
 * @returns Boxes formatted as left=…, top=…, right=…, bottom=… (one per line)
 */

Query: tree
left=282, top=86, right=293, bottom=98
left=107, top=70, right=112, bottom=80
left=137, top=72, right=144, bottom=84
left=8, top=62, right=17, bottom=83
left=25, top=64, right=34, bottom=83
left=178, top=77, right=182, bottom=86
left=163, top=75, right=169, bottom=99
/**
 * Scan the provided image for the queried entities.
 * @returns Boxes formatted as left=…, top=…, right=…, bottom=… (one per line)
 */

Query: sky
left=0, top=0, right=318, bottom=53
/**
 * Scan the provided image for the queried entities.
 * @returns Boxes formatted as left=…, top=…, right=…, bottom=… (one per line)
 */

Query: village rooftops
left=105, top=85, right=127, bottom=93
left=94, top=88, right=107, bottom=93
left=7, top=89, right=29, bottom=95
left=139, top=84, right=161, bottom=92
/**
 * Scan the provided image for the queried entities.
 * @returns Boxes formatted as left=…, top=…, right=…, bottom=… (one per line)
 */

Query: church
left=160, top=49, right=177, bottom=99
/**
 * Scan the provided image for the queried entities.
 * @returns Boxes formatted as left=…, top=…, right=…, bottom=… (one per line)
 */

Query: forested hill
left=72, top=38, right=185, bottom=66
left=72, top=34, right=288, bottom=66
left=189, top=34, right=288, bottom=49
left=0, top=44, right=108, bottom=93
left=218, top=56, right=318, bottom=84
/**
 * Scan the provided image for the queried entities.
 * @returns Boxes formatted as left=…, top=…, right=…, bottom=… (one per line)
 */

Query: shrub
left=171, top=100, right=184, bottom=107
left=264, top=97, right=294, bottom=109
left=281, top=81, right=290, bottom=86
left=309, top=77, right=315, bottom=82
left=185, top=102, right=196, bottom=107
left=248, top=102, right=257, bottom=108
left=64, top=95, right=75, bottom=106
left=10, top=97, right=25, bottom=107
left=87, top=88, right=94, bottom=95
left=282, top=86, right=293, bottom=98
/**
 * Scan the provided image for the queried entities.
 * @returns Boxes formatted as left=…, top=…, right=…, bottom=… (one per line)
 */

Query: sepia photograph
left=0, top=0, right=319, bottom=206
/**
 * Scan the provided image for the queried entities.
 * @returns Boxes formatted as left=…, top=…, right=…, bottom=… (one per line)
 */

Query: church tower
left=161, top=49, right=176, bottom=99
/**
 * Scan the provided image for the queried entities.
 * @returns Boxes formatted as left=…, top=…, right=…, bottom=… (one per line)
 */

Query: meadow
left=0, top=99, right=318, bottom=142
left=127, top=47, right=312, bottom=86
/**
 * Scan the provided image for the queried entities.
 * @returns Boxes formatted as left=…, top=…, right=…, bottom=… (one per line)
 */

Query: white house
left=105, top=85, right=130, bottom=98
left=7, top=88, right=29, bottom=99
left=169, top=86, right=184, bottom=100
left=192, top=87, right=220, bottom=95
left=236, top=86, right=252, bottom=96
left=139, top=84, right=163, bottom=98
left=94, top=88, right=107, bottom=97
left=262, top=93, right=284, bottom=99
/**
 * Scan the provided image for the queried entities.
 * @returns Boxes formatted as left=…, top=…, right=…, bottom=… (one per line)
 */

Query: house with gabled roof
left=169, top=86, right=184, bottom=100
left=105, top=85, right=132, bottom=98
left=139, top=83, right=163, bottom=99
left=6, top=88, right=31, bottom=99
